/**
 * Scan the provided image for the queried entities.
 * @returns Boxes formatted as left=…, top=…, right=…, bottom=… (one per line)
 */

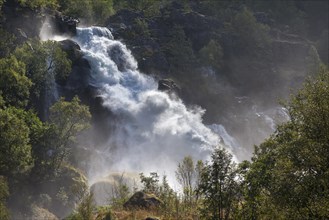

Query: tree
left=198, top=147, right=238, bottom=220
left=199, top=39, right=224, bottom=70
left=0, top=107, right=33, bottom=177
left=0, top=56, right=32, bottom=108
left=176, top=156, right=195, bottom=204
left=48, top=96, right=91, bottom=172
left=228, top=7, right=270, bottom=55
left=139, top=172, right=159, bottom=195
left=244, top=66, right=329, bottom=219
left=0, top=29, right=16, bottom=58
left=91, top=0, right=114, bottom=25
left=164, top=25, right=196, bottom=71
left=18, top=0, right=58, bottom=9
left=14, top=40, right=71, bottom=118
left=59, top=0, right=93, bottom=21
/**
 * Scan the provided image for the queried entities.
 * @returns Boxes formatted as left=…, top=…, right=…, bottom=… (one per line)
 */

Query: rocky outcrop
left=107, top=3, right=219, bottom=75
left=53, top=12, right=79, bottom=36
left=31, top=206, right=59, bottom=220
left=158, top=78, right=180, bottom=94
left=123, top=191, right=162, bottom=209
left=1, top=1, right=45, bottom=42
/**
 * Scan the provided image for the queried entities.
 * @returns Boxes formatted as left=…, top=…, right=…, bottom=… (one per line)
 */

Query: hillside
left=0, top=0, right=328, bottom=219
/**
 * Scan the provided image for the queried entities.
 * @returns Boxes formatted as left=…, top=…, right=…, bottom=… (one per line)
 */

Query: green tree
left=199, top=39, right=224, bottom=70
left=68, top=192, right=95, bottom=220
left=113, top=0, right=163, bottom=17
left=0, top=107, right=33, bottom=177
left=49, top=96, right=91, bottom=171
left=0, top=29, right=16, bottom=58
left=164, top=25, right=196, bottom=71
left=91, top=0, right=114, bottom=25
left=59, top=0, right=93, bottom=21
left=18, top=0, right=58, bottom=9
left=244, top=66, right=329, bottom=219
left=0, top=56, right=32, bottom=108
left=139, top=172, right=159, bottom=195
left=14, top=40, right=71, bottom=117
left=198, top=147, right=238, bottom=220
left=228, top=7, right=270, bottom=55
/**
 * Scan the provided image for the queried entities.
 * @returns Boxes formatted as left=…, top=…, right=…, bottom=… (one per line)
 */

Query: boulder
left=59, top=39, right=83, bottom=62
left=123, top=191, right=162, bottom=209
left=54, top=12, right=79, bottom=36
left=31, top=206, right=59, bottom=220
left=145, top=217, right=160, bottom=220
left=158, top=79, right=180, bottom=93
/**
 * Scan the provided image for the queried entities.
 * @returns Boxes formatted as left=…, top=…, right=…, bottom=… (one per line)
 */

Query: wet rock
left=54, top=12, right=79, bottom=36
left=158, top=79, right=180, bottom=93
left=59, top=39, right=83, bottom=62
left=123, top=191, right=162, bottom=209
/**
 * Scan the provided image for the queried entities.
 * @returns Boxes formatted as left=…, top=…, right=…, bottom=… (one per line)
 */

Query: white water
left=72, top=27, right=236, bottom=185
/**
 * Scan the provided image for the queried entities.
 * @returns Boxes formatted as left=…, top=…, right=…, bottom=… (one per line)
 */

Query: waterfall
left=73, top=27, right=237, bottom=184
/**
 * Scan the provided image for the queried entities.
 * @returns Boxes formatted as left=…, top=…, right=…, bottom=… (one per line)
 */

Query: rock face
left=123, top=191, right=162, bottom=209
left=31, top=206, right=59, bottom=220
left=53, top=12, right=79, bottom=36
left=1, top=1, right=45, bottom=42
left=158, top=79, right=180, bottom=94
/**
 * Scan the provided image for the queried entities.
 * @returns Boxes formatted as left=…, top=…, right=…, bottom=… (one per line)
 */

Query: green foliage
left=0, top=56, right=32, bottom=108
left=134, top=18, right=150, bottom=37
left=198, top=147, right=238, bottom=220
left=0, top=176, right=10, bottom=220
left=0, top=107, right=33, bottom=177
left=48, top=96, right=91, bottom=171
left=140, top=172, right=159, bottom=195
left=0, top=29, right=16, bottom=58
left=59, top=0, right=114, bottom=24
left=18, top=0, right=58, bottom=9
left=109, top=173, right=131, bottom=208
left=91, top=0, right=115, bottom=25
left=227, top=7, right=270, bottom=54
left=164, top=25, right=196, bottom=71
left=59, top=0, right=93, bottom=21
left=158, top=175, right=177, bottom=218
left=66, top=192, right=95, bottom=220
left=14, top=40, right=71, bottom=99
left=113, top=0, right=163, bottom=17
left=199, top=39, right=224, bottom=70
left=95, top=205, right=113, bottom=220
left=244, top=66, right=329, bottom=219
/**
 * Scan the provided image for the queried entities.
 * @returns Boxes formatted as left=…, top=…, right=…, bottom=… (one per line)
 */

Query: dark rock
left=145, top=217, right=160, bottom=220
left=158, top=79, right=180, bottom=93
left=59, top=39, right=83, bottom=62
left=123, top=191, right=162, bottom=209
left=1, top=2, right=45, bottom=42
left=54, top=12, right=79, bottom=36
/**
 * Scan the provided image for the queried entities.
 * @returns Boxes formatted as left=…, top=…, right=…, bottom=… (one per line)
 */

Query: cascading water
left=72, top=26, right=236, bottom=186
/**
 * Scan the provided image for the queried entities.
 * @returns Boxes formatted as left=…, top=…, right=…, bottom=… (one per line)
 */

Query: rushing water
left=72, top=27, right=239, bottom=184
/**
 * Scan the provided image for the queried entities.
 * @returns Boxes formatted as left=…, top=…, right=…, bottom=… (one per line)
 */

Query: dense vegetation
left=0, top=0, right=328, bottom=219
